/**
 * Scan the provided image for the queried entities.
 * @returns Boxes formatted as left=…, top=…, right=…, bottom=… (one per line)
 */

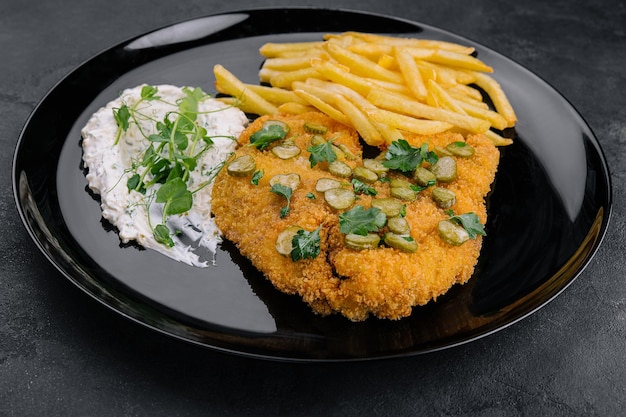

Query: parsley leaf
left=249, top=124, right=288, bottom=150
left=251, top=170, right=264, bottom=185
left=291, top=226, right=321, bottom=261
left=383, top=139, right=438, bottom=172
left=339, top=205, right=387, bottom=236
left=351, top=179, right=377, bottom=196
left=446, top=210, right=486, bottom=239
left=307, top=139, right=337, bottom=168
left=270, top=183, right=293, bottom=218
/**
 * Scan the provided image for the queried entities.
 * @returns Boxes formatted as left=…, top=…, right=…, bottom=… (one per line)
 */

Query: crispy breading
left=211, top=112, right=500, bottom=321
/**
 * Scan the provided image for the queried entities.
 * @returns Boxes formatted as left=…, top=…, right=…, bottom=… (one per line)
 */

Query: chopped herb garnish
left=352, top=178, right=378, bottom=196
left=306, top=192, right=316, bottom=199
left=383, top=139, right=438, bottom=172
left=270, top=183, right=293, bottom=218
left=307, top=139, right=337, bottom=168
left=291, top=226, right=321, bottom=261
left=249, top=123, right=288, bottom=150
left=445, top=210, right=486, bottom=239
left=339, top=205, right=387, bottom=236
left=251, top=169, right=264, bottom=185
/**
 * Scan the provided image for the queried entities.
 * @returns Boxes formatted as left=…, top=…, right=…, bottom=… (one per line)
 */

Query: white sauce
left=81, top=84, right=248, bottom=267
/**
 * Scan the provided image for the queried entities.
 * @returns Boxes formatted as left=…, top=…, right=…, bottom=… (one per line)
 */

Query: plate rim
left=11, top=6, right=613, bottom=362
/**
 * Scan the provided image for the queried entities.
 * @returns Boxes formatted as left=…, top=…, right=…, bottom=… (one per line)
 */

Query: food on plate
left=214, top=31, right=516, bottom=147
left=81, top=84, right=248, bottom=266
left=211, top=112, right=500, bottom=321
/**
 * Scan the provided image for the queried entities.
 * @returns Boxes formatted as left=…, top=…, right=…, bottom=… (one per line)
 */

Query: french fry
left=259, top=41, right=324, bottom=58
left=244, top=84, right=309, bottom=106
left=454, top=98, right=508, bottom=131
left=367, top=108, right=454, bottom=135
left=311, top=60, right=375, bottom=97
left=262, top=53, right=326, bottom=71
left=426, top=79, right=466, bottom=114
left=269, top=67, right=321, bottom=89
left=395, top=47, right=428, bottom=101
left=324, top=43, right=405, bottom=84
left=426, top=49, right=494, bottom=73
left=471, top=72, right=517, bottom=127
left=334, top=94, right=384, bottom=146
left=485, top=129, right=514, bottom=146
left=367, top=88, right=491, bottom=133
left=213, top=64, right=278, bottom=115
left=293, top=89, right=352, bottom=126
left=327, top=32, right=475, bottom=54
left=277, top=102, right=317, bottom=115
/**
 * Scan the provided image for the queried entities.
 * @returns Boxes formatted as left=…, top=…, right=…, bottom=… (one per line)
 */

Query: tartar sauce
left=81, top=84, right=248, bottom=267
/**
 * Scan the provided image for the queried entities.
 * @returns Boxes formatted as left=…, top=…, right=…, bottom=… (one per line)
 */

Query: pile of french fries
left=213, top=31, right=516, bottom=147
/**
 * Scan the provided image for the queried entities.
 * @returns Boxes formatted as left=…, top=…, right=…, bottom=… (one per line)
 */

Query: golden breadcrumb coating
left=211, top=112, right=500, bottom=321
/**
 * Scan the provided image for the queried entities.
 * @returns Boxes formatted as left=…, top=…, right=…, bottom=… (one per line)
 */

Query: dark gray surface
left=2, top=0, right=624, bottom=415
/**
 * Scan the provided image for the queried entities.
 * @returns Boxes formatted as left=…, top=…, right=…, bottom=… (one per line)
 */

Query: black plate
left=12, top=8, right=611, bottom=361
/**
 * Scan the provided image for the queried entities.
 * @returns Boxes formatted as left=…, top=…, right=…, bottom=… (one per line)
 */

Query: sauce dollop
left=81, top=84, right=248, bottom=267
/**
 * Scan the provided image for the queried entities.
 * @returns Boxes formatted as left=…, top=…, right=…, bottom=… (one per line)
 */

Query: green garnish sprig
left=383, top=139, right=438, bottom=172
left=112, top=85, right=234, bottom=247
left=445, top=209, right=486, bottom=239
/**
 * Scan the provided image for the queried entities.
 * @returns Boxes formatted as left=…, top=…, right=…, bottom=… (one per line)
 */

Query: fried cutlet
left=211, top=112, right=500, bottom=321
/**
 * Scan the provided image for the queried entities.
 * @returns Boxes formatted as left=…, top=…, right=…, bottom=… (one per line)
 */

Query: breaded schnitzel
left=211, top=112, right=499, bottom=321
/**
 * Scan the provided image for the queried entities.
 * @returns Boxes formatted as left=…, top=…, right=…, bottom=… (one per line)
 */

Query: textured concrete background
left=2, top=0, right=625, bottom=415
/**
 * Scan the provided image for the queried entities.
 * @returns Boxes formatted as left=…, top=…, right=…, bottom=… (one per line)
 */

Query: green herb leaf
left=291, top=226, right=321, bottom=261
left=306, top=192, right=316, bottom=199
left=249, top=124, right=288, bottom=150
left=339, top=205, right=387, bottom=236
left=156, top=177, right=193, bottom=215
left=383, top=139, right=438, bottom=172
left=251, top=170, right=264, bottom=185
left=307, top=139, right=337, bottom=168
left=126, top=173, right=141, bottom=192
left=141, top=85, right=160, bottom=101
left=447, top=211, right=486, bottom=239
left=352, top=179, right=378, bottom=196
left=270, top=183, right=293, bottom=218
left=153, top=224, right=174, bottom=247
left=113, top=104, right=131, bottom=132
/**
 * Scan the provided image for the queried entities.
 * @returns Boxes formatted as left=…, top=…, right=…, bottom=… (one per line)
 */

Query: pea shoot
left=112, top=85, right=233, bottom=247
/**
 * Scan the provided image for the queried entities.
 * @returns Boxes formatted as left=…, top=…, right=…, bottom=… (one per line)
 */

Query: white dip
left=81, top=84, right=248, bottom=267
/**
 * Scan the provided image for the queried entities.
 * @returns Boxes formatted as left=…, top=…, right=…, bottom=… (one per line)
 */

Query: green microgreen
left=112, top=85, right=232, bottom=247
